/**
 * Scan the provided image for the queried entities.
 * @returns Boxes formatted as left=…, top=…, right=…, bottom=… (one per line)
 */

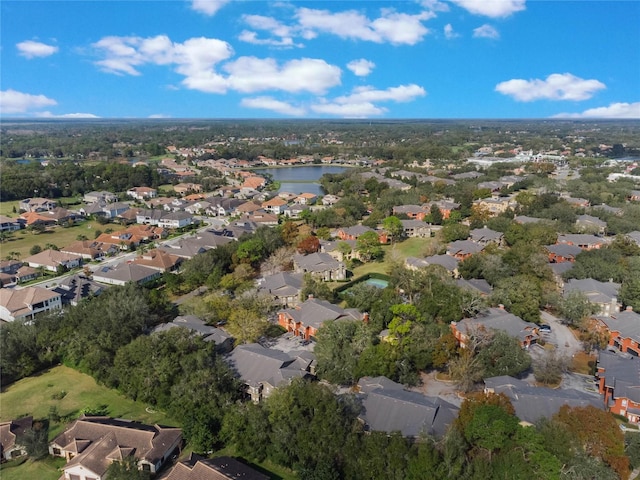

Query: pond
left=253, top=165, right=348, bottom=195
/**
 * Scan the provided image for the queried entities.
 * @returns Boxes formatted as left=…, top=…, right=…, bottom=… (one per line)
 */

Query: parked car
left=539, top=324, right=551, bottom=332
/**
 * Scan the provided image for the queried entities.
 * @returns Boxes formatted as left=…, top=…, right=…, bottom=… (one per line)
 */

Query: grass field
left=0, top=456, right=66, bottom=480
left=349, top=236, right=434, bottom=279
left=0, top=365, right=179, bottom=437
left=0, top=219, right=106, bottom=260
left=0, top=200, right=21, bottom=217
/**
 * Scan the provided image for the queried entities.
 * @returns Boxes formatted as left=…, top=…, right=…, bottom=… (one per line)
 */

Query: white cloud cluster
left=240, top=7, right=434, bottom=47
left=553, top=102, right=640, bottom=119
left=190, top=0, right=229, bottom=17
left=36, top=111, right=99, bottom=118
left=347, top=59, right=375, bottom=77
left=16, top=40, right=59, bottom=59
left=92, top=34, right=342, bottom=95
left=241, top=97, right=306, bottom=116
left=473, top=24, right=499, bottom=39
left=311, top=84, right=426, bottom=118
left=0, top=89, right=57, bottom=114
left=496, top=73, right=606, bottom=101
left=450, top=0, right=526, bottom=18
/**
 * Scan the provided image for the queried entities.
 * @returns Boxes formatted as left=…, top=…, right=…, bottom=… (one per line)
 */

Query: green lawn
left=0, top=365, right=179, bottom=438
left=0, top=200, right=21, bottom=217
left=349, top=236, right=434, bottom=279
left=0, top=456, right=66, bottom=480
left=0, top=219, right=106, bottom=260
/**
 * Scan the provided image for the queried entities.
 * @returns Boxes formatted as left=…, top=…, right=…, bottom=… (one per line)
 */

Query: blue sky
left=1, top=0, right=639, bottom=119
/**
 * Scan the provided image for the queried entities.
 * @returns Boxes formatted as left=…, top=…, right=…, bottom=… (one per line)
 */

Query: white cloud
left=17, top=40, right=59, bottom=59
left=444, top=23, right=459, bottom=39
left=450, top=0, right=526, bottom=18
left=149, top=114, right=172, bottom=118
left=347, top=59, right=375, bottom=77
left=418, top=0, right=450, bottom=12
left=240, top=14, right=299, bottom=46
left=473, top=24, right=500, bottom=39
left=311, top=101, right=387, bottom=118
left=190, top=0, right=229, bottom=16
left=496, top=73, right=606, bottom=101
left=238, top=30, right=298, bottom=47
left=0, top=89, right=57, bottom=114
left=311, top=83, right=426, bottom=118
left=35, top=111, right=100, bottom=118
left=240, top=96, right=306, bottom=116
left=296, top=7, right=434, bottom=45
left=223, top=57, right=341, bottom=94
left=553, top=102, right=640, bottom=119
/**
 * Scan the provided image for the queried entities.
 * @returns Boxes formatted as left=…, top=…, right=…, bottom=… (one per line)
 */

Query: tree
left=18, top=422, right=49, bottom=460
left=476, top=330, right=532, bottom=378
left=105, top=457, right=150, bottom=480
left=281, top=221, right=299, bottom=245
left=560, top=290, right=598, bottom=326
left=620, top=278, right=640, bottom=312
left=429, top=203, right=443, bottom=225
left=533, top=350, right=568, bottom=385
left=440, top=223, right=470, bottom=243
left=29, top=244, right=42, bottom=255
left=356, top=230, right=383, bottom=262
left=226, top=307, right=269, bottom=344
left=382, top=216, right=404, bottom=243
left=297, top=235, right=320, bottom=254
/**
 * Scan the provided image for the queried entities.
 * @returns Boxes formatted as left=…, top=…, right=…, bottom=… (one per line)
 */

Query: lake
left=253, top=165, right=348, bottom=195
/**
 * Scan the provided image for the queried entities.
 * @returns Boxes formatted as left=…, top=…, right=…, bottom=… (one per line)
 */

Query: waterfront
left=253, top=165, right=348, bottom=195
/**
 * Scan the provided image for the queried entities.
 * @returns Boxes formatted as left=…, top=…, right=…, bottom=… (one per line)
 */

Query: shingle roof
left=165, top=453, right=269, bottom=480
left=279, top=298, right=362, bottom=330
left=0, top=287, right=60, bottom=318
left=598, top=309, right=640, bottom=344
left=564, top=278, right=620, bottom=303
left=227, top=343, right=306, bottom=388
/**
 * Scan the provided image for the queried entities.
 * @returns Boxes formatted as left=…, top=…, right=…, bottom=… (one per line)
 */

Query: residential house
left=243, top=212, right=279, bottom=226
left=83, top=191, right=117, bottom=204
left=0, top=416, right=32, bottom=461
left=92, top=263, right=161, bottom=286
left=627, top=231, right=640, bottom=247
left=557, top=234, right=607, bottom=250
left=470, top=226, right=504, bottom=246
left=477, top=180, right=506, bottom=193
left=184, top=200, right=212, bottom=215
left=241, top=176, right=266, bottom=190
left=423, top=254, right=460, bottom=277
left=293, top=252, right=346, bottom=282
left=483, top=376, right=601, bottom=426
left=206, top=197, right=244, bottom=217
left=630, top=190, right=640, bottom=202
left=597, top=308, right=640, bottom=355
left=82, top=201, right=130, bottom=219
left=400, top=219, right=436, bottom=238
left=132, top=249, right=182, bottom=272
left=0, top=287, right=62, bottom=321
left=258, top=272, right=304, bottom=308
left=51, top=274, right=106, bottom=306
left=135, top=208, right=165, bottom=226
left=336, top=225, right=388, bottom=244
left=322, top=194, right=340, bottom=206
left=278, top=297, right=365, bottom=340
left=564, top=196, right=590, bottom=208
left=446, top=240, right=484, bottom=261
left=0, top=260, right=22, bottom=275
left=153, top=315, right=233, bottom=353
left=158, top=211, right=193, bottom=229
left=25, top=249, right=82, bottom=272
left=473, top=197, right=518, bottom=216
left=227, top=343, right=315, bottom=402
left=596, top=351, right=640, bottom=424
left=262, top=196, right=288, bottom=215
left=283, top=203, right=309, bottom=219
left=575, top=214, right=607, bottom=235
left=235, top=201, right=264, bottom=216
left=95, top=231, right=142, bottom=251
left=457, top=278, right=493, bottom=296
left=127, top=186, right=157, bottom=200
left=392, top=204, right=428, bottom=220
left=425, top=200, right=460, bottom=220
left=564, top=278, right=621, bottom=316
left=295, top=193, right=317, bottom=205
left=174, top=183, right=202, bottom=195
left=0, top=215, right=21, bottom=232
left=320, top=239, right=359, bottom=262
left=451, top=306, right=539, bottom=348
left=145, top=197, right=174, bottom=209
left=21, top=208, right=76, bottom=226
left=514, top=215, right=544, bottom=224
left=163, top=453, right=269, bottom=480
left=19, top=197, right=57, bottom=212
left=62, top=240, right=117, bottom=261
left=15, top=266, right=39, bottom=284
left=546, top=243, right=582, bottom=263
left=49, top=416, right=182, bottom=477
left=357, top=376, right=458, bottom=437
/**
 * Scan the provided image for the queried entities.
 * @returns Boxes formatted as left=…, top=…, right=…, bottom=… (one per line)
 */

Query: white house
left=0, top=287, right=62, bottom=321
left=158, top=212, right=193, bottom=229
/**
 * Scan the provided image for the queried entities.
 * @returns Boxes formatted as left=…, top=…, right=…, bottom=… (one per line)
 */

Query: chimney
left=362, top=312, right=369, bottom=324
left=627, top=306, right=634, bottom=312
left=308, top=294, right=314, bottom=300
left=498, top=304, right=505, bottom=310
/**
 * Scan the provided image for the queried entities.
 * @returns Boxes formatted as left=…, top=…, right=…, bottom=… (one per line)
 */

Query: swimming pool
left=364, top=278, right=389, bottom=289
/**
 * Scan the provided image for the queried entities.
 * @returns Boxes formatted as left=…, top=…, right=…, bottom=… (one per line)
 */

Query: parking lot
left=262, top=332, right=315, bottom=354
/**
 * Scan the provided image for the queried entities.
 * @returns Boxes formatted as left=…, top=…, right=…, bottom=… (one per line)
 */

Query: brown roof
left=25, top=249, right=82, bottom=267
left=62, top=240, right=106, bottom=258
left=164, top=453, right=269, bottom=480
left=53, top=416, right=181, bottom=475
left=262, top=197, right=288, bottom=207
left=132, top=249, right=182, bottom=271
left=0, top=287, right=60, bottom=317
left=235, top=201, right=263, bottom=213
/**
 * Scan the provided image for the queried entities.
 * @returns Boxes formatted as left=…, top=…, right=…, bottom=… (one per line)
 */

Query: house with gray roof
left=456, top=278, right=493, bottom=296
left=451, top=306, right=539, bottom=348
left=51, top=274, right=107, bottom=306
left=513, top=215, right=544, bottom=224
left=597, top=351, right=640, bottom=424
left=483, top=376, right=601, bottom=425
left=546, top=243, right=582, bottom=263
left=226, top=343, right=315, bottom=402
left=278, top=297, right=365, bottom=340
left=258, top=272, right=304, bottom=308
left=92, top=263, right=161, bottom=286
left=406, top=254, right=459, bottom=277
left=557, top=233, right=607, bottom=250
left=293, top=252, right=346, bottom=281
left=470, top=226, right=504, bottom=246
left=446, top=240, right=484, bottom=260
left=597, top=307, right=640, bottom=356
left=627, top=231, right=640, bottom=247
left=83, top=191, right=118, bottom=204
left=400, top=219, right=436, bottom=238
left=152, top=315, right=233, bottom=353
left=356, top=376, right=458, bottom=437
left=564, top=278, right=621, bottom=316
left=575, top=214, right=607, bottom=235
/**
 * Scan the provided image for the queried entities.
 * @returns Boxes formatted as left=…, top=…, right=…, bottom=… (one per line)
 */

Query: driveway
left=539, top=310, right=583, bottom=357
